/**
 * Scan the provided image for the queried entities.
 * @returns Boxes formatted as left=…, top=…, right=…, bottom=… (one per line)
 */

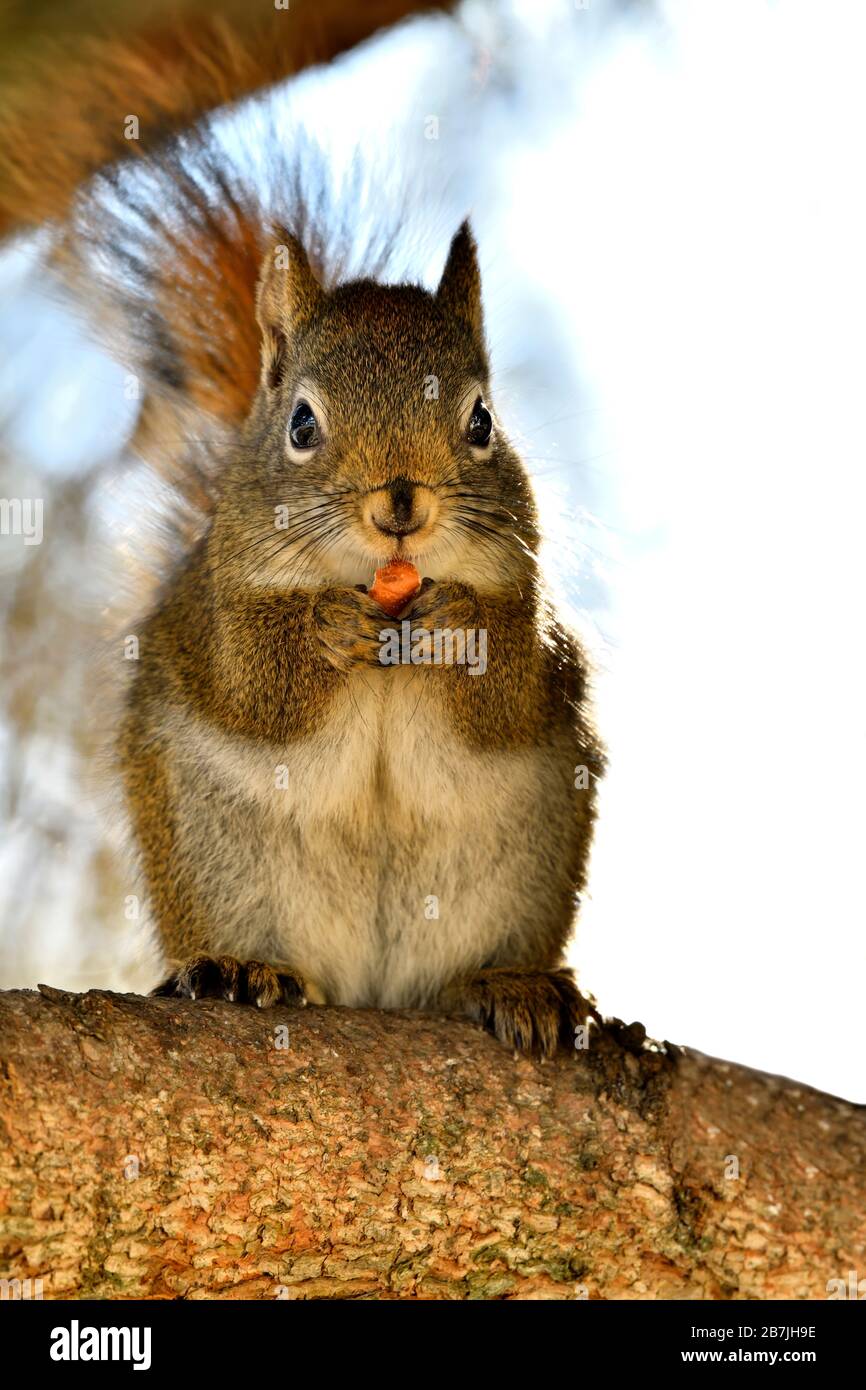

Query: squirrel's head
left=222, top=222, right=538, bottom=591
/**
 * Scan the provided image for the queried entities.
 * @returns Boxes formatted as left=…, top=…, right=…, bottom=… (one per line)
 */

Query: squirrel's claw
left=151, top=955, right=307, bottom=1009
left=443, top=967, right=600, bottom=1059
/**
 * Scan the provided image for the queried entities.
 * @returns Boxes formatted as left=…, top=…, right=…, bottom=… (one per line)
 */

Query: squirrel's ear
left=436, top=221, right=484, bottom=341
left=255, top=231, right=323, bottom=389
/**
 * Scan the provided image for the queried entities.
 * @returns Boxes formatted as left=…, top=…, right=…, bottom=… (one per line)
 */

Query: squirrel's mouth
left=386, top=535, right=421, bottom=559
left=344, top=533, right=437, bottom=588
left=358, top=527, right=435, bottom=572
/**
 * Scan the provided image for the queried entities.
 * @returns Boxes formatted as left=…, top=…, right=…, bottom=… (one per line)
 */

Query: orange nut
left=369, top=560, right=422, bottom=616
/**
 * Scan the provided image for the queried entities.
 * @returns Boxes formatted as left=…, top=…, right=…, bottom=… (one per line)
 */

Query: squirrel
left=77, top=127, right=608, bottom=1058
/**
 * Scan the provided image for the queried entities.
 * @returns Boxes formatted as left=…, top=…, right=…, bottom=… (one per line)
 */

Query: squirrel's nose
left=371, top=478, right=425, bottom=536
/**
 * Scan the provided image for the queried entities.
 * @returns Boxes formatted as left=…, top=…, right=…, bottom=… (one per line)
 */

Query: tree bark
left=0, top=986, right=862, bottom=1300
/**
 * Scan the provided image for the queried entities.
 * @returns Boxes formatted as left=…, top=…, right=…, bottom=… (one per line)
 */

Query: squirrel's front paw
left=152, top=955, right=307, bottom=1008
left=445, top=967, right=600, bottom=1058
left=313, top=586, right=392, bottom=673
left=406, top=578, right=479, bottom=632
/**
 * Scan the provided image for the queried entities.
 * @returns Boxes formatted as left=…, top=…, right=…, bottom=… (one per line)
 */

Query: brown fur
left=108, top=146, right=604, bottom=1057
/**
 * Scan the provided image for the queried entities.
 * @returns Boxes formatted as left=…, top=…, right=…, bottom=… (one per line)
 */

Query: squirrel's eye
left=289, top=401, right=320, bottom=450
left=466, top=398, right=493, bottom=448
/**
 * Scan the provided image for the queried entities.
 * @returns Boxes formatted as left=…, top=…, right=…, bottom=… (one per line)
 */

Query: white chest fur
left=166, top=667, right=561, bottom=1007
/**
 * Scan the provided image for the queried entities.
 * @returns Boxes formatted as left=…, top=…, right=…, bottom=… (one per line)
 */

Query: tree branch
left=0, top=0, right=453, bottom=236
left=0, top=987, right=862, bottom=1299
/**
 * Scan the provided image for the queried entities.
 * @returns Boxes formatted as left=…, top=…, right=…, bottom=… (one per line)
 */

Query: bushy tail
left=53, top=116, right=410, bottom=523
left=0, top=0, right=447, bottom=236
left=2, top=4, right=446, bottom=525
left=68, top=132, right=270, bottom=434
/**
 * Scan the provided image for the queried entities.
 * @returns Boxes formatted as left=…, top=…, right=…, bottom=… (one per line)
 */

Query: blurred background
left=1, top=0, right=864, bottom=1101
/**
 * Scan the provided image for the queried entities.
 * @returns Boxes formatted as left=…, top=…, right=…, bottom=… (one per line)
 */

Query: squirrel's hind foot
left=152, top=955, right=307, bottom=1009
left=444, top=967, right=601, bottom=1059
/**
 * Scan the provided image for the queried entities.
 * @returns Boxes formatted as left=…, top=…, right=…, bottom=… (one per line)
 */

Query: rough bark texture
left=0, top=986, right=863, bottom=1300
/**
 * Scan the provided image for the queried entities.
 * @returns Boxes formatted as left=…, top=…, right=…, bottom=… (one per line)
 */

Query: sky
left=1, top=0, right=864, bottom=1100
